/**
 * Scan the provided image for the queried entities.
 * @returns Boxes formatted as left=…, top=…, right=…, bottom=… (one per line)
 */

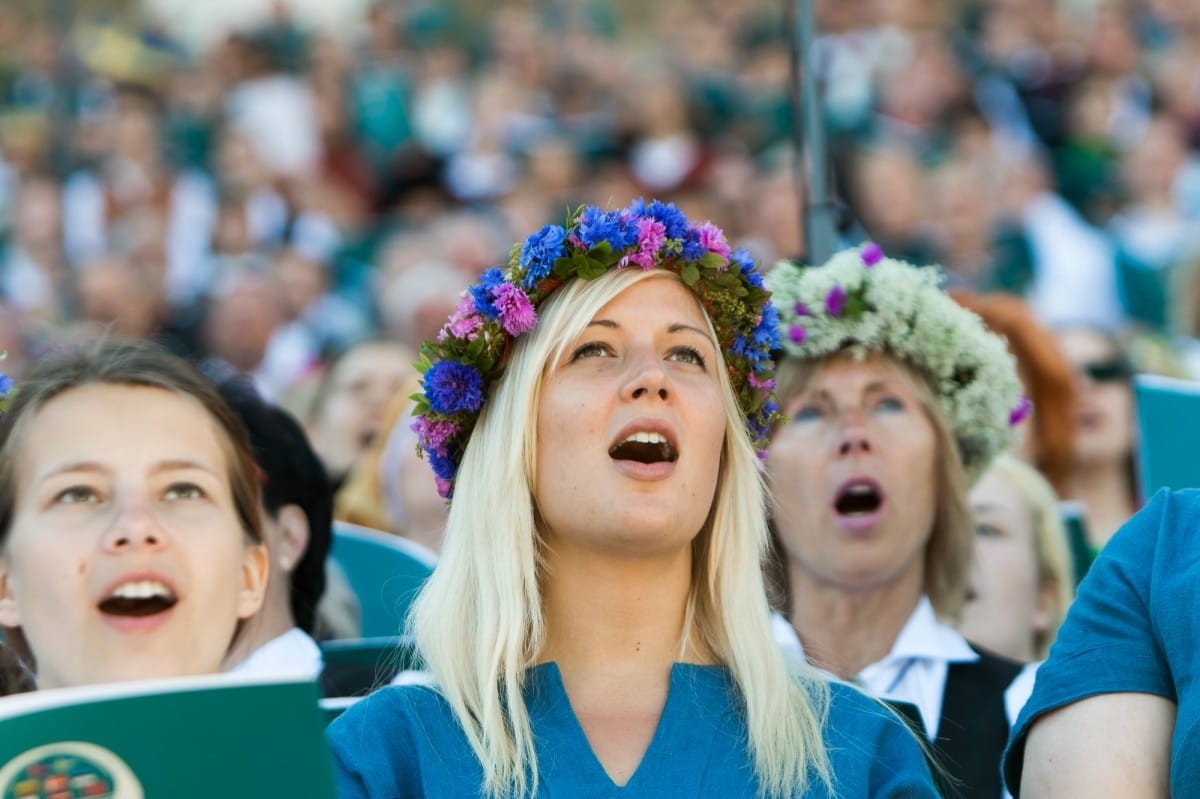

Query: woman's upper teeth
left=623, top=431, right=668, bottom=445
left=109, top=580, right=173, bottom=600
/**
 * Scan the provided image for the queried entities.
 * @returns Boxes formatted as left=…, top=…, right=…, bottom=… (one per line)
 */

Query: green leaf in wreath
left=680, top=263, right=701, bottom=287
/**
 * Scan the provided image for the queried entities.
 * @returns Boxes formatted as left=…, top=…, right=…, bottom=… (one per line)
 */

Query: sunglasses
left=1079, top=359, right=1131, bottom=383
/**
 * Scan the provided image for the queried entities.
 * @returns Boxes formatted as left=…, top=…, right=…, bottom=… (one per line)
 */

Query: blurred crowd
left=0, top=0, right=1198, bottom=394
left=0, top=0, right=1193, bottom=548
left=3, top=8, right=1199, bottom=791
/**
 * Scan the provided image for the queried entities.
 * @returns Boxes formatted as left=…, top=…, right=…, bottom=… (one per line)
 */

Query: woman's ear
left=1032, top=577, right=1059, bottom=636
left=237, top=544, right=270, bottom=620
left=274, top=504, right=311, bottom=574
left=0, top=558, right=21, bottom=628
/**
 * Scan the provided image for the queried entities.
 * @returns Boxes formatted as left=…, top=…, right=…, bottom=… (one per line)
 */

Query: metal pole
left=50, top=0, right=76, bottom=180
left=793, top=0, right=838, bottom=263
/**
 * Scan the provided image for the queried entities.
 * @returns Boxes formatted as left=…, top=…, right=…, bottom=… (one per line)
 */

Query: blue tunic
left=1004, top=489, right=1200, bottom=796
left=328, top=662, right=938, bottom=797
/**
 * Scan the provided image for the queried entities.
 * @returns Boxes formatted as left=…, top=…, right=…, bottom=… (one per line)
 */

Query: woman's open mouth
left=98, top=580, right=179, bottom=619
left=609, top=431, right=678, bottom=464
left=832, top=478, right=886, bottom=530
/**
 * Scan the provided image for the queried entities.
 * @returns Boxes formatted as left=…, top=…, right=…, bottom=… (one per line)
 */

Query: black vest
left=932, top=646, right=1023, bottom=799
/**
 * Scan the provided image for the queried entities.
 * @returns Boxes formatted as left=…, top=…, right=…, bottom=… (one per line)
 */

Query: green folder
left=1134, top=374, right=1200, bottom=495
left=0, top=674, right=336, bottom=798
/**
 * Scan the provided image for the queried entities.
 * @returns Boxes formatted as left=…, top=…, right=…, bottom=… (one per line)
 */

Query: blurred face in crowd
left=14, top=176, right=62, bottom=251
left=958, top=465, right=1052, bottom=663
left=76, top=258, right=164, bottom=341
left=277, top=248, right=328, bottom=319
left=1057, top=328, right=1134, bottom=470
left=534, top=276, right=725, bottom=558
left=0, top=384, right=268, bottom=689
left=1121, top=115, right=1189, bottom=204
left=309, top=341, right=414, bottom=478
left=769, top=354, right=939, bottom=600
left=203, top=272, right=284, bottom=373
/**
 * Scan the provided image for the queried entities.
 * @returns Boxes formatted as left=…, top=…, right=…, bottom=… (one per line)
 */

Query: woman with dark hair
left=0, top=639, right=34, bottom=696
left=0, top=339, right=269, bottom=689
left=1054, top=325, right=1140, bottom=552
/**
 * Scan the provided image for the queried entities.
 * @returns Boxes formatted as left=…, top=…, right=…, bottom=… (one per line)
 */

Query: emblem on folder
left=0, top=741, right=143, bottom=799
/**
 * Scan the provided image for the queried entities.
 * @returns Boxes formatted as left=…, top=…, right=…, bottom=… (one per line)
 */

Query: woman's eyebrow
left=36, top=460, right=107, bottom=484
left=149, top=459, right=221, bottom=477
left=667, top=322, right=715, bottom=342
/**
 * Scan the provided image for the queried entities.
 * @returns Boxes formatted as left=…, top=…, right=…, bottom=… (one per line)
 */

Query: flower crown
left=412, top=199, right=782, bottom=499
left=765, top=244, right=1026, bottom=484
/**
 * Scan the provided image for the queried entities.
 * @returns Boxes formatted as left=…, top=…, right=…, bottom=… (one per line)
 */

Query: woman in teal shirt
left=1006, top=488, right=1200, bottom=796
left=326, top=201, right=937, bottom=797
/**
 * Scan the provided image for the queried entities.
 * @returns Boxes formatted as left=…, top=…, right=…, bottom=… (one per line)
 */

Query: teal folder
left=1134, top=374, right=1200, bottom=495
left=0, top=674, right=336, bottom=798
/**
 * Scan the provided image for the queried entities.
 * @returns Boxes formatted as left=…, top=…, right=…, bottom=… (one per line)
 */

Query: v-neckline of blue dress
left=525, top=662, right=737, bottom=795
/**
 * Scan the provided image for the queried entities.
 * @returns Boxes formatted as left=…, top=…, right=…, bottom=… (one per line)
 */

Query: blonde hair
left=410, top=268, right=832, bottom=798
left=772, top=353, right=976, bottom=619
left=983, top=454, right=1075, bottom=660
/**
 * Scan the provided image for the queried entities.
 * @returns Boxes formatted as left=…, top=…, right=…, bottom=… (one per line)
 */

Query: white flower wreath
left=765, top=244, right=1026, bottom=484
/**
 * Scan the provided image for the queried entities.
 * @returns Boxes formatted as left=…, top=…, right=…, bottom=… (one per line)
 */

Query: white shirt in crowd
left=230, top=627, right=324, bottom=682
left=771, top=596, right=1038, bottom=742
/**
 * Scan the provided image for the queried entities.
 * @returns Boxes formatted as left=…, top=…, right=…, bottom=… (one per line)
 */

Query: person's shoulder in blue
left=327, top=666, right=937, bottom=798
left=1005, top=488, right=1200, bottom=796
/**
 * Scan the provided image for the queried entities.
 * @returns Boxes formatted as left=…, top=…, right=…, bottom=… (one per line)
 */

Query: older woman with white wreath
left=764, top=245, right=1036, bottom=799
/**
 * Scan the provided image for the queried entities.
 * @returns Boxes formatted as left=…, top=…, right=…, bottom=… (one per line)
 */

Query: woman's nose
left=102, top=501, right=165, bottom=552
left=624, top=353, right=670, bottom=402
left=837, top=412, right=872, bottom=456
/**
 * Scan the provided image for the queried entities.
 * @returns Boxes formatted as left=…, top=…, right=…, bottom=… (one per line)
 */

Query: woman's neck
left=1070, top=462, right=1137, bottom=547
left=537, top=544, right=705, bottom=787
left=538, top=545, right=709, bottom=678
left=787, top=567, right=923, bottom=679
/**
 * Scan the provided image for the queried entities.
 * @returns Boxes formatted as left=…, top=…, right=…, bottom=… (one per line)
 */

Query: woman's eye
left=54, top=486, right=99, bottom=505
left=877, top=396, right=904, bottom=413
left=791, top=404, right=824, bottom=423
left=975, top=522, right=1004, bottom=538
left=570, top=342, right=614, bottom=361
left=164, top=483, right=206, bottom=501
left=667, top=346, right=706, bottom=369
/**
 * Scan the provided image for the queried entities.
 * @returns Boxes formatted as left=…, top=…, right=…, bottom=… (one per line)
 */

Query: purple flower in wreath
left=412, top=417, right=459, bottom=457
left=794, top=301, right=810, bottom=316
left=788, top=324, right=807, bottom=344
left=624, top=218, right=666, bottom=269
left=695, top=222, right=732, bottom=259
left=493, top=283, right=538, bottom=335
left=748, top=372, right=775, bottom=390
left=441, top=296, right=483, bottom=341
left=1009, top=395, right=1033, bottom=426
left=825, top=285, right=848, bottom=317
left=861, top=242, right=884, bottom=267
left=424, top=361, right=486, bottom=415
